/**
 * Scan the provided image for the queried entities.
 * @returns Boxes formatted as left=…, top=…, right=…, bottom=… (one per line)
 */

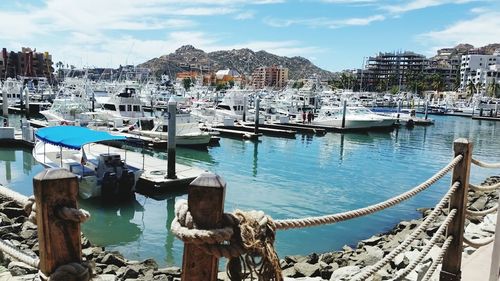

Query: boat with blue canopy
left=33, top=126, right=143, bottom=200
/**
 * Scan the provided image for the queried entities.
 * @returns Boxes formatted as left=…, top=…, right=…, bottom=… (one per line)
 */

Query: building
left=251, top=65, right=288, bottom=89
left=362, top=51, right=429, bottom=92
left=1, top=47, right=54, bottom=83
left=459, top=51, right=500, bottom=92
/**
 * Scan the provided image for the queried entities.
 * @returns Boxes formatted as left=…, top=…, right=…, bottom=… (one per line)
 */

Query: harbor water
left=0, top=114, right=498, bottom=267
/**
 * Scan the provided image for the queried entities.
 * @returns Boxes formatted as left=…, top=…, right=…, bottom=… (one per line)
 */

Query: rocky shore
left=0, top=176, right=497, bottom=281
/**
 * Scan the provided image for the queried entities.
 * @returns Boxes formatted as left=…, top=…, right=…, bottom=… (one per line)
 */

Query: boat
left=33, top=126, right=143, bottom=200
left=313, top=106, right=396, bottom=129
left=130, top=112, right=212, bottom=147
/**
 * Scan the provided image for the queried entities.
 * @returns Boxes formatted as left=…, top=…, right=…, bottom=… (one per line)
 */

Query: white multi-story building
left=460, top=51, right=500, bottom=92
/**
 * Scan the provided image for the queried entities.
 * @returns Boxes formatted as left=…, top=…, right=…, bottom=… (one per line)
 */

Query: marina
left=0, top=113, right=498, bottom=270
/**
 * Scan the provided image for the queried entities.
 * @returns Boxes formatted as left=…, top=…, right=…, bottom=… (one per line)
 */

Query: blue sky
left=1, top=0, right=499, bottom=72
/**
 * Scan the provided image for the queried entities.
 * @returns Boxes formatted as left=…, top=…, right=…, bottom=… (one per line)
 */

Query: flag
left=81, top=149, right=87, bottom=165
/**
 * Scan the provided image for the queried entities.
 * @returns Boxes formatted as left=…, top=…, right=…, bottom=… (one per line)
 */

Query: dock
left=472, top=115, right=500, bottom=121
left=87, top=143, right=204, bottom=196
left=229, top=123, right=297, bottom=137
left=201, top=126, right=262, bottom=140
left=262, top=122, right=327, bottom=135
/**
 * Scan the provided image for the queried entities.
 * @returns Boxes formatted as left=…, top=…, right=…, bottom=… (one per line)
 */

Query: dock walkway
left=462, top=243, right=498, bottom=280
left=89, top=143, right=204, bottom=195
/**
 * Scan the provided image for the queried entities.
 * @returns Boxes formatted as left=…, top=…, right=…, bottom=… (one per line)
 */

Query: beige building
left=251, top=65, right=288, bottom=89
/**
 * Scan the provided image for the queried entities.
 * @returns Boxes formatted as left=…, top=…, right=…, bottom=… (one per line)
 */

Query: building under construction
left=0, top=47, right=54, bottom=84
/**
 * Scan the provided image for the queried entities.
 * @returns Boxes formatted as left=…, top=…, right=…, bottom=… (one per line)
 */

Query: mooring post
left=24, top=87, right=30, bottom=118
left=1, top=89, right=8, bottom=117
left=181, top=172, right=226, bottom=281
left=167, top=96, right=177, bottom=179
left=341, top=100, right=347, bottom=129
left=489, top=195, right=500, bottom=281
left=33, top=168, right=82, bottom=277
left=254, top=96, right=260, bottom=134
left=243, top=95, right=247, bottom=122
left=424, top=100, right=429, bottom=120
left=440, top=138, right=472, bottom=281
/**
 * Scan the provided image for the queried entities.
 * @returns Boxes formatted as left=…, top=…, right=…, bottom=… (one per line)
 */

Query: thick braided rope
left=463, top=236, right=495, bottom=248
left=0, top=238, right=39, bottom=268
left=352, top=181, right=459, bottom=281
left=469, top=182, right=500, bottom=192
left=421, top=235, right=454, bottom=281
left=0, top=185, right=30, bottom=207
left=471, top=158, right=500, bottom=169
left=47, top=262, right=92, bottom=281
left=57, top=207, right=91, bottom=223
left=466, top=205, right=498, bottom=217
left=393, top=209, right=457, bottom=280
left=171, top=199, right=236, bottom=245
left=275, top=155, right=462, bottom=230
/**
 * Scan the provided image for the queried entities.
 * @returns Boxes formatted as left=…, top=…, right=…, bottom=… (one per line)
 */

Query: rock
left=469, top=196, right=488, bottom=211
left=341, top=245, right=353, bottom=253
left=329, top=265, right=361, bottom=280
left=363, top=235, right=383, bottom=246
left=294, top=262, right=320, bottom=277
left=285, top=255, right=307, bottom=264
left=282, top=266, right=298, bottom=277
left=319, top=261, right=337, bottom=280
left=7, top=261, right=37, bottom=276
left=1, top=207, right=26, bottom=218
left=101, top=253, right=127, bottom=267
left=103, top=265, right=120, bottom=275
left=306, top=253, right=319, bottom=264
left=155, top=266, right=181, bottom=277
left=391, top=253, right=408, bottom=270
left=94, top=274, right=118, bottom=281
left=121, top=266, right=140, bottom=279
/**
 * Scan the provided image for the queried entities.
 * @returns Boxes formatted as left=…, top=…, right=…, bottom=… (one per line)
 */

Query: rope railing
left=464, top=236, right=496, bottom=248
left=0, top=239, right=40, bottom=268
left=421, top=235, right=454, bottom=281
left=274, top=155, right=463, bottom=230
left=393, top=209, right=457, bottom=280
left=469, top=182, right=500, bottom=193
left=466, top=205, right=498, bottom=217
left=351, top=181, right=459, bottom=281
left=471, top=158, right=500, bottom=169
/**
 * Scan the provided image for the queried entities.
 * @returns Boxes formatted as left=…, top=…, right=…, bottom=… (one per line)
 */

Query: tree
left=466, top=80, right=476, bottom=96
left=486, top=79, right=499, bottom=98
left=228, top=80, right=235, bottom=88
left=429, top=74, right=444, bottom=92
left=292, top=81, right=304, bottom=89
left=182, top=77, right=192, bottom=91
left=215, top=83, right=225, bottom=91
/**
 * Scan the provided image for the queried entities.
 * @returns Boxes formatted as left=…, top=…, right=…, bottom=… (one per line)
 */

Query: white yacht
left=313, top=106, right=396, bottom=129
left=96, top=83, right=145, bottom=123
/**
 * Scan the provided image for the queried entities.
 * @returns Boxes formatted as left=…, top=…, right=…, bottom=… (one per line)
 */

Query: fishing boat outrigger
left=33, top=126, right=143, bottom=201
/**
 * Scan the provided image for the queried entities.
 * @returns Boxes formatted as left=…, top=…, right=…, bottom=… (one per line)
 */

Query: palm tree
left=466, top=80, right=476, bottom=96
left=486, top=79, right=499, bottom=97
left=429, top=74, right=444, bottom=92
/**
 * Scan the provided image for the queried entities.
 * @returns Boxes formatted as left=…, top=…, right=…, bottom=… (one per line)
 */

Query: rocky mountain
left=138, top=45, right=335, bottom=80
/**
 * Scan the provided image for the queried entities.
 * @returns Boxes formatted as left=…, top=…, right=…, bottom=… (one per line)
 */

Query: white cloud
left=383, top=0, right=480, bottom=14
left=418, top=11, right=500, bottom=48
left=235, top=11, right=256, bottom=20
left=264, top=14, right=385, bottom=28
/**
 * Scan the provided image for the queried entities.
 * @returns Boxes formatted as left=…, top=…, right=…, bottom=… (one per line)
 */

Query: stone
left=155, top=266, right=181, bottom=277
left=306, top=253, right=319, bottom=264
left=121, top=267, right=140, bottom=279
left=329, top=265, right=361, bottom=281
left=101, top=253, right=127, bottom=267
left=391, top=252, right=408, bottom=270
left=1, top=207, right=25, bottom=218
left=282, top=266, right=298, bottom=277
left=363, top=235, right=383, bottom=246
left=103, top=264, right=120, bottom=275
left=94, top=274, right=118, bottom=281
left=285, top=255, right=307, bottom=264
left=7, top=261, right=37, bottom=276
left=294, top=262, right=320, bottom=277
left=469, top=196, right=488, bottom=211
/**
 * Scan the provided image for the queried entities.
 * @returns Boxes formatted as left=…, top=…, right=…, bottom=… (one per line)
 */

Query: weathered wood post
left=424, top=100, right=429, bottom=120
left=440, top=138, right=472, bottom=281
left=167, top=96, right=177, bottom=179
left=24, top=87, right=30, bottom=118
left=243, top=95, right=247, bottom=122
left=489, top=195, right=500, bottom=281
left=254, top=96, right=260, bottom=134
left=181, top=172, right=226, bottom=281
left=341, top=100, right=347, bottom=129
left=1, top=88, right=8, bottom=117
left=33, top=168, right=82, bottom=277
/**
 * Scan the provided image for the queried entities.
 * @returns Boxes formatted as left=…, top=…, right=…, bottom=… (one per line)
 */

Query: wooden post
left=167, top=96, right=177, bottom=179
left=440, top=138, right=473, bottom=281
left=181, top=172, right=226, bottom=281
left=489, top=195, right=500, bottom=281
left=254, top=97, right=260, bottom=134
left=33, top=168, right=82, bottom=276
left=341, top=100, right=347, bottom=129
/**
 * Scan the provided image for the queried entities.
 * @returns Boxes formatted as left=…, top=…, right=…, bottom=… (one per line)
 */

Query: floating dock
left=203, top=126, right=262, bottom=140
left=230, top=123, right=297, bottom=138
left=472, top=115, right=500, bottom=121
left=87, top=143, right=204, bottom=196
left=261, top=122, right=327, bottom=135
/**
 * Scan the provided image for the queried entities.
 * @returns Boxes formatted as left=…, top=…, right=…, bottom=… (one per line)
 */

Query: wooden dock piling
left=440, top=139, right=472, bottom=281
left=181, top=173, right=226, bottom=281
left=33, top=168, right=82, bottom=277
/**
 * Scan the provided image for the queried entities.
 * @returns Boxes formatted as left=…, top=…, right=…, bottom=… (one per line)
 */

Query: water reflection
left=80, top=199, right=144, bottom=246
left=252, top=140, right=258, bottom=177
left=165, top=197, right=175, bottom=265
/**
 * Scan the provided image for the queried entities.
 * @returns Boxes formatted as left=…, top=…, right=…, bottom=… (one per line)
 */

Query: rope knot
left=170, top=199, right=282, bottom=281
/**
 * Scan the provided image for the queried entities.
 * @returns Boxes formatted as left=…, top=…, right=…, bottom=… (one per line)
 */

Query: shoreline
left=0, top=175, right=497, bottom=280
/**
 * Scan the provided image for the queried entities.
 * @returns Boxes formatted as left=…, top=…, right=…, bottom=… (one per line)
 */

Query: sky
left=1, top=0, right=499, bottom=72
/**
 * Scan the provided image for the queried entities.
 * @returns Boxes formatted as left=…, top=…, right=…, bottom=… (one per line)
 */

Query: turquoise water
left=1, top=114, right=499, bottom=267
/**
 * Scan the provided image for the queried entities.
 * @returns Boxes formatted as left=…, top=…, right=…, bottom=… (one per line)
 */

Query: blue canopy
left=35, top=126, right=127, bottom=150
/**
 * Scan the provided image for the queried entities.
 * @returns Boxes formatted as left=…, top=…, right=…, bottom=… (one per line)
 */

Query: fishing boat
left=313, top=106, right=396, bottom=129
left=33, top=126, right=143, bottom=200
